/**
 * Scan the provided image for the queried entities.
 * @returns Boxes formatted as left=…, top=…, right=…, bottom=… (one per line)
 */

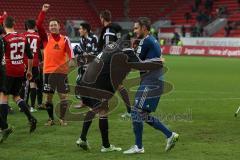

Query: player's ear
left=142, top=25, right=147, bottom=32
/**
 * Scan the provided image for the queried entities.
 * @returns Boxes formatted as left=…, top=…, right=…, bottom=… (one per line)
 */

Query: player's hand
left=42, top=4, right=50, bottom=12
left=26, top=71, right=33, bottom=80
left=3, top=11, right=7, bottom=15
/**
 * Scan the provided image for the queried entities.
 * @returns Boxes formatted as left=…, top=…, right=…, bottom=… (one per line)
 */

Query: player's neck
left=51, top=33, right=60, bottom=37
left=5, top=28, right=15, bottom=34
left=84, top=34, right=89, bottom=38
left=104, top=21, right=111, bottom=27
left=143, top=32, right=150, bottom=38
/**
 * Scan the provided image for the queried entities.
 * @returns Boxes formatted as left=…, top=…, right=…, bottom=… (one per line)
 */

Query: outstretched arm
left=115, top=52, right=163, bottom=72
left=36, top=4, right=50, bottom=45
left=123, top=49, right=164, bottom=71
left=128, top=61, right=163, bottom=71
left=0, top=11, right=7, bottom=25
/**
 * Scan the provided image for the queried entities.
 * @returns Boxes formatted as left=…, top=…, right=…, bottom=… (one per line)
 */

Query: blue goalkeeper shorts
left=133, top=79, right=164, bottom=112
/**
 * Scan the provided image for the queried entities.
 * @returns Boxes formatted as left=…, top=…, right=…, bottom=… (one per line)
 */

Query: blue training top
left=136, top=35, right=163, bottom=81
left=137, top=35, right=161, bottom=60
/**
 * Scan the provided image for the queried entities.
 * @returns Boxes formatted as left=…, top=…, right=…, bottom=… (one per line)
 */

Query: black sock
left=37, top=88, right=43, bottom=105
left=119, top=87, right=131, bottom=113
left=19, top=83, right=25, bottom=100
left=80, top=111, right=95, bottom=141
left=17, top=99, right=33, bottom=121
left=0, top=104, right=9, bottom=129
left=0, top=113, right=7, bottom=129
left=60, top=100, right=68, bottom=120
left=30, top=88, right=37, bottom=108
left=99, top=117, right=110, bottom=148
left=46, top=102, right=54, bottom=120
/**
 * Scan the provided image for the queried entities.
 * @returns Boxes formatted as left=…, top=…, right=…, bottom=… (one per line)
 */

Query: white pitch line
left=173, top=90, right=237, bottom=94
left=161, top=97, right=240, bottom=102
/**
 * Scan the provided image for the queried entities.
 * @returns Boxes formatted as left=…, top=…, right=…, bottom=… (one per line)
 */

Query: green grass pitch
left=0, top=55, right=240, bottom=160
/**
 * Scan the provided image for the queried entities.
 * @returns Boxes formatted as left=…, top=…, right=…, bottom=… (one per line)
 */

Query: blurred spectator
left=196, top=24, right=204, bottom=37
left=196, top=10, right=210, bottom=25
left=160, top=38, right=166, bottom=46
left=171, top=32, right=180, bottom=45
left=192, top=5, right=197, bottom=12
left=181, top=25, right=186, bottom=37
left=224, top=21, right=233, bottom=37
left=65, top=21, right=74, bottom=38
left=184, top=12, right=192, bottom=23
left=217, top=6, right=228, bottom=18
left=195, top=0, right=202, bottom=11
left=205, top=0, right=213, bottom=12
left=177, top=40, right=183, bottom=46
left=123, top=0, right=129, bottom=19
left=196, top=11, right=203, bottom=23
left=190, top=26, right=198, bottom=37
left=150, top=27, right=158, bottom=40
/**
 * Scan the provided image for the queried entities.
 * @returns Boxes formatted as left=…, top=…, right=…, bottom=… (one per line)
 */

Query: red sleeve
left=64, top=36, right=74, bottom=59
left=36, top=11, right=48, bottom=46
left=0, top=13, right=7, bottom=25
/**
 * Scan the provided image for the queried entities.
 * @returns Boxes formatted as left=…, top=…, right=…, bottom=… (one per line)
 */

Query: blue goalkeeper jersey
left=136, top=35, right=163, bottom=81
left=137, top=35, right=161, bottom=60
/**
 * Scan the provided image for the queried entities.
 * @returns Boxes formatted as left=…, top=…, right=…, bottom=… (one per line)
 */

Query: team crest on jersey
left=106, top=42, right=118, bottom=50
left=53, top=44, right=60, bottom=50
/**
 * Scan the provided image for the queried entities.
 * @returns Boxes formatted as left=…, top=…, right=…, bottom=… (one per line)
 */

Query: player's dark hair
left=4, top=16, right=15, bottom=28
left=49, top=18, right=60, bottom=24
left=99, top=10, right=112, bottom=22
left=80, top=22, right=91, bottom=33
left=136, top=17, right=151, bottom=31
left=25, top=19, right=36, bottom=30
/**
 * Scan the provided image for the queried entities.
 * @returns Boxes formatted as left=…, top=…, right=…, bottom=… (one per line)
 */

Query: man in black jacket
left=98, top=10, right=132, bottom=118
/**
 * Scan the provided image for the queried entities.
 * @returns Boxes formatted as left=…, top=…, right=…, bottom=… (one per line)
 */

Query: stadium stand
left=92, top=0, right=124, bottom=20
left=0, top=0, right=100, bottom=33
left=1, top=0, right=239, bottom=37
left=211, top=0, right=240, bottom=37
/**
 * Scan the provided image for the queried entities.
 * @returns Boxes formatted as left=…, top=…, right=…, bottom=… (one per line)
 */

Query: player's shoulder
left=108, top=23, right=122, bottom=32
left=89, top=33, right=98, bottom=41
left=23, top=31, right=39, bottom=36
left=3, top=32, right=16, bottom=38
left=62, top=35, right=72, bottom=49
left=3, top=32, right=24, bottom=40
left=89, top=32, right=96, bottom=38
left=62, top=35, right=70, bottom=41
left=143, top=35, right=156, bottom=45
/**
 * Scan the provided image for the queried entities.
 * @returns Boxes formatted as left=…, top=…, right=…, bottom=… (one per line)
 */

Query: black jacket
left=98, top=23, right=122, bottom=52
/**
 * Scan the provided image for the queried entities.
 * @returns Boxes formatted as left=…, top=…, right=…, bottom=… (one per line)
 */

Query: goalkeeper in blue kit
left=123, top=17, right=179, bottom=154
